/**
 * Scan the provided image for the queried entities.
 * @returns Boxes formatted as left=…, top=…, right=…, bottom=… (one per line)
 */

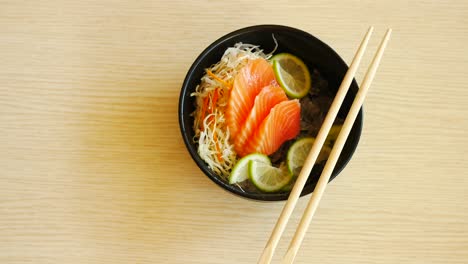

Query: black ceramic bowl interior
left=179, top=25, right=362, bottom=201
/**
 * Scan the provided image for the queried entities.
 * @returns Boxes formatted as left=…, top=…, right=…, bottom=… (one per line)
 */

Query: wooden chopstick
left=282, top=28, right=392, bottom=264
left=257, top=26, right=374, bottom=264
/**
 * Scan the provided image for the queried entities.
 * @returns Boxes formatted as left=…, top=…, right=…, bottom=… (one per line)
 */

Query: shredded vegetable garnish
left=191, top=42, right=276, bottom=179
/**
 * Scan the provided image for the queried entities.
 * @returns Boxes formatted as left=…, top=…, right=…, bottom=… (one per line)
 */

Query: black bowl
left=179, top=25, right=362, bottom=201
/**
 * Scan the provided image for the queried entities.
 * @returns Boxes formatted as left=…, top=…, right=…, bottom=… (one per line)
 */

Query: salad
left=191, top=43, right=342, bottom=193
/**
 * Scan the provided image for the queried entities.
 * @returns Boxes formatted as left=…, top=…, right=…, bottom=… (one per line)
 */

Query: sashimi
left=234, top=85, right=288, bottom=156
left=226, top=58, right=276, bottom=139
left=243, top=100, right=301, bottom=156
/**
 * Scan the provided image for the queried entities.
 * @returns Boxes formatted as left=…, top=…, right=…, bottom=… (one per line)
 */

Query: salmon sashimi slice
left=243, top=100, right=301, bottom=156
left=226, top=58, right=277, bottom=140
left=234, top=85, right=288, bottom=156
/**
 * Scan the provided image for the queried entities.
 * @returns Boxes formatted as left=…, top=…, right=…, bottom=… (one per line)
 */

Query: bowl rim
left=178, top=24, right=363, bottom=201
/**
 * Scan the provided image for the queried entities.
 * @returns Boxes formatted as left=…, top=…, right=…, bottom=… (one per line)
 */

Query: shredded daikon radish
left=191, top=42, right=276, bottom=179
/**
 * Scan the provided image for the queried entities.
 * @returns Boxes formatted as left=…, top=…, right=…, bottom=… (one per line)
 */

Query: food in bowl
left=190, top=41, right=343, bottom=193
left=178, top=25, right=363, bottom=201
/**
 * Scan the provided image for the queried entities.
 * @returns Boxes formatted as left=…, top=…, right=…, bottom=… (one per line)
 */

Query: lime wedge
left=229, top=153, right=270, bottom=184
left=249, top=161, right=292, bottom=192
left=271, top=53, right=311, bottom=98
left=287, top=137, right=331, bottom=176
left=326, top=124, right=343, bottom=147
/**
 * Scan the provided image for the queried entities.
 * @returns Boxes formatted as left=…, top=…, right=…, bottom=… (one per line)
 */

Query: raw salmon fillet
left=234, top=85, right=288, bottom=156
left=243, top=100, right=301, bottom=156
left=226, top=58, right=276, bottom=139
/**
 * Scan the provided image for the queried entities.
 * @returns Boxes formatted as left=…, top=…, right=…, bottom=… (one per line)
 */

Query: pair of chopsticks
left=258, top=27, right=392, bottom=264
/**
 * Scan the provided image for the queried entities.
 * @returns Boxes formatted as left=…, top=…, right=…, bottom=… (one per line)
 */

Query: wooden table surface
left=1, top=1, right=467, bottom=263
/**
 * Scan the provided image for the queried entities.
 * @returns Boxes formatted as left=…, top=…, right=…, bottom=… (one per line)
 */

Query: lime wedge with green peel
left=271, top=53, right=311, bottom=99
left=229, top=153, right=270, bottom=184
left=287, top=137, right=332, bottom=176
left=326, top=124, right=343, bottom=147
left=249, top=161, right=293, bottom=192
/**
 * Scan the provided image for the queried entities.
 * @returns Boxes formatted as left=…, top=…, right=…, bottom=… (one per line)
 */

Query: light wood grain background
left=1, top=1, right=467, bottom=263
